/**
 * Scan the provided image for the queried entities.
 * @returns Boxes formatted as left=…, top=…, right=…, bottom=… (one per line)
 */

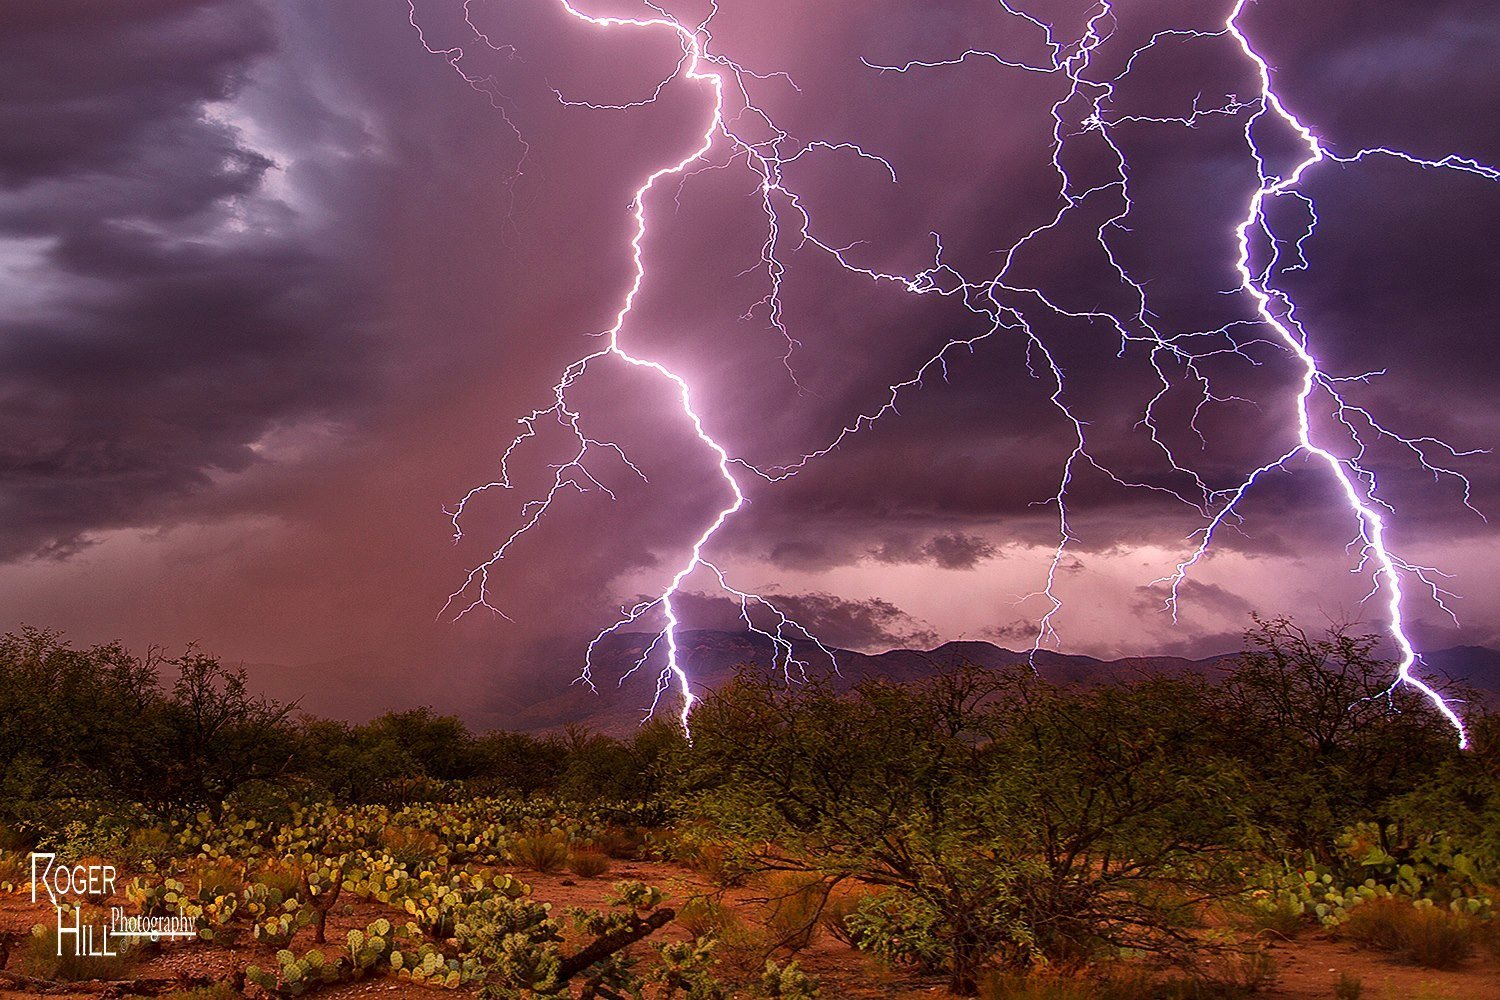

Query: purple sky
left=3, top=1, right=1498, bottom=723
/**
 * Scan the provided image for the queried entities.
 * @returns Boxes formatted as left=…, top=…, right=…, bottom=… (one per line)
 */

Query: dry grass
left=122, top=826, right=174, bottom=866
left=594, top=825, right=647, bottom=860
left=817, top=888, right=863, bottom=947
left=19, top=909, right=141, bottom=982
left=1333, top=971, right=1363, bottom=1000
left=0, top=849, right=27, bottom=887
left=380, top=825, right=444, bottom=866
left=678, top=896, right=743, bottom=939
left=1479, top=914, right=1500, bottom=962
left=677, top=895, right=768, bottom=976
left=566, top=847, right=611, bottom=878
left=160, top=987, right=239, bottom=1000
left=181, top=858, right=242, bottom=899
left=982, top=968, right=1162, bottom=1000
left=667, top=826, right=752, bottom=888
left=1340, top=898, right=1476, bottom=969
left=509, top=831, right=570, bottom=873
left=1243, top=898, right=1305, bottom=938
left=682, top=841, right=749, bottom=887
left=249, top=856, right=303, bottom=897
left=761, top=873, right=827, bottom=952
left=70, top=855, right=116, bottom=905
left=980, top=947, right=1278, bottom=1000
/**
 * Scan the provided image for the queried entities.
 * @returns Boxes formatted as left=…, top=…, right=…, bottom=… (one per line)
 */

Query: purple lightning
left=419, top=0, right=858, bottom=728
left=412, top=1, right=1493, bottom=745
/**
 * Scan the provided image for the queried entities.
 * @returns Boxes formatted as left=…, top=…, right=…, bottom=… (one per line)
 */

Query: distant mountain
left=504, top=629, right=1243, bottom=734
left=237, top=631, right=1500, bottom=734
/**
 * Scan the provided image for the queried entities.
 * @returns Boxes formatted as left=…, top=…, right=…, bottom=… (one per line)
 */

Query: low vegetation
left=0, top=617, right=1496, bottom=996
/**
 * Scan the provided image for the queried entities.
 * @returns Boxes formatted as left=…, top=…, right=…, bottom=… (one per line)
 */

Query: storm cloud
left=2, top=0, right=1497, bottom=718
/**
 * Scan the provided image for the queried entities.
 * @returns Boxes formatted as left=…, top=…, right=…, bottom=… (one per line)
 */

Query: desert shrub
left=161, top=987, right=240, bottom=1000
left=677, top=896, right=741, bottom=939
left=566, top=847, right=611, bottom=878
left=1385, top=711, right=1500, bottom=881
left=121, top=825, right=174, bottom=866
left=1333, top=972, right=1363, bottom=1000
left=251, top=856, right=304, bottom=897
left=510, top=830, right=569, bottom=873
left=844, top=890, right=949, bottom=972
left=689, top=667, right=1249, bottom=993
left=817, top=888, right=863, bottom=947
left=761, top=874, right=827, bottom=952
left=1339, top=897, right=1476, bottom=968
left=0, top=849, right=28, bottom=891
left=0, top=628, right=160, bottom=807
left=152, top=651, right=298, bottom=810
left=981, top=969, right=1158, bottom=1000
left=381, top=825, right=444, bottom=866
left=1214, top=617, right=1466, bottom=861
left=594, top=824, right=647, bottom=860
left=558, top=721, right=683, bottom=807
left=0, top=823, right=31, bottom=852
left=760, top=959, right=820, bottom=999
left=364, top=707, right=483, bottom=781
left=473, top=730, right=567, bottom=797
left=21, top=912, right=141, bottom=981
left=182, top=857, right=243, bottom=899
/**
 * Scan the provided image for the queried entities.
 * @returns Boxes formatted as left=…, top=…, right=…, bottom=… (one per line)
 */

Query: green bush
left=760, top=959, right=819, bottom=999
left=689, top=667, right=1250, bottom=993
left=844, top=890, right=949, bottom=972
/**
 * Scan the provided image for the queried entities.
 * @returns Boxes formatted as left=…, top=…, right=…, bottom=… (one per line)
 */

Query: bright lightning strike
left=413, top=1, right=1494, bottom=746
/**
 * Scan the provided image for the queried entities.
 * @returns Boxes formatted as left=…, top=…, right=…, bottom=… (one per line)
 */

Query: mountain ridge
left=237, top=630, right=1500, bottom=733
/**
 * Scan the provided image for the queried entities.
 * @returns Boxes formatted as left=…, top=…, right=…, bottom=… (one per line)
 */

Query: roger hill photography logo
left=29, top=853, right=195, bottom=956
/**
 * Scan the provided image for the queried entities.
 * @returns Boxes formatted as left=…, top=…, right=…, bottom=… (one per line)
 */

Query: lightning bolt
left=413, top=0, right=1493, bottom=746
left=422, top=0, right=861, bottom=730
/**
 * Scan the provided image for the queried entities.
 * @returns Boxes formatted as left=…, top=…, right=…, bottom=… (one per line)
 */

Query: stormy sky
left=3, top=0, right=1498, bottom=722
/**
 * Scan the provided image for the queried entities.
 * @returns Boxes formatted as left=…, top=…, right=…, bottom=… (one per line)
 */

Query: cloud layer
left=2, top=0, right=1498, bottom=712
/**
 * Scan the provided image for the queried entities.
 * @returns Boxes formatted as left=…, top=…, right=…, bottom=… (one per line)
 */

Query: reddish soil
left=1, top=861, right=1495, bottom=999
left=1262, top=931, right=1500, bottom=999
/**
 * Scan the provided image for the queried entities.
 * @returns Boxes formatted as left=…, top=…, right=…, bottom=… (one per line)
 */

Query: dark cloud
left=0, top=0, right=1496, bottom=714
left=660, top=590, right=938, bottom=653
left=1151, top=629, right=1248, bottom=661
left=984, top=619, right=1043, bottom=646
left=1132, top=580, right=1255, bottom=621
left=0, top=0, right=380, bottom=561
left=873, top=531, right=997, bottom=570
left=0, top=1, right=275, bottom=187
left=770, top=592, right=940, bottom=652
